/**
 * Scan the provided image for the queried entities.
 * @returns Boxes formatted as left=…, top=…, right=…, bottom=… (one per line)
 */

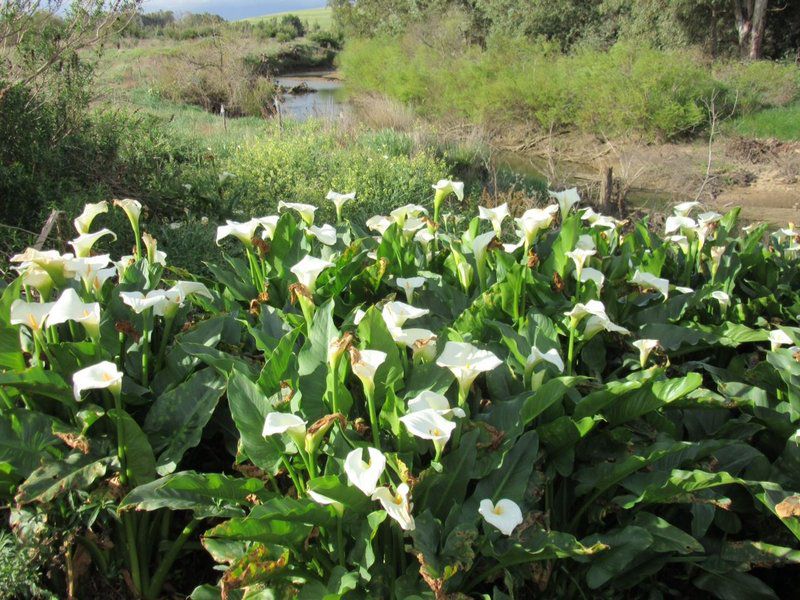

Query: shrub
left=339, top=31, right=800, bottom=141
left=225, top=121, right=454, bottom=222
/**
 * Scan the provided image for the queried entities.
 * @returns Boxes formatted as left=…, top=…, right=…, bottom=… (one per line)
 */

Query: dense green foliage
left=340, top=33, right=800, bottom=140
left=332, top=0, right=800, bottom=59
left=2, top=190, right=800, bottom=597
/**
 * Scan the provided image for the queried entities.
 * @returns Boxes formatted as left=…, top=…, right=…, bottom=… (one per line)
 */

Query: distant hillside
left=245, top=7, right=332, bottom=29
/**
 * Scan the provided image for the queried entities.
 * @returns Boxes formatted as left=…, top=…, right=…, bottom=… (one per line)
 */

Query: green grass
left=245, top=7, right=332, bottom=29
left=727, top=102, right=800, bottom=141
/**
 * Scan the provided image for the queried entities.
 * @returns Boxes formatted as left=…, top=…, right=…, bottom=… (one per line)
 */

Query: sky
left=141, top=0, right=326, bottom=21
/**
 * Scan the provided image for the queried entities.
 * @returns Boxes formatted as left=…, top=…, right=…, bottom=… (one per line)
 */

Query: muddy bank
left=491, top=129, right=800, bottom=224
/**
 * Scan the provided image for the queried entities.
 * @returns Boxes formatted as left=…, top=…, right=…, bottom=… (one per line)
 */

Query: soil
left=493, top=129, right=800, bottom=224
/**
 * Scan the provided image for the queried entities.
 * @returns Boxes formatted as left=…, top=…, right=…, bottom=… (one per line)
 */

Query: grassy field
left=245, top=6, right=332, bottom=29
left=728, top=102, right=800, bottom=141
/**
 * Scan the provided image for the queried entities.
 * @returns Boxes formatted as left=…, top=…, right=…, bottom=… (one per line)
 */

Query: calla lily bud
left=305, top=413, right=346, bottom=454
left=328, top=332, right=354, bottom=369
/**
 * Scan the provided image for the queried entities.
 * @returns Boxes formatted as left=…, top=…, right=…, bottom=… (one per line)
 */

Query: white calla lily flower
left=308, top=224, right=337, bottom=246
left=10, top=248, right=75, bottom=285
left=526, top=347, right=565, bottom=373
left=710, top=290, right=731, bottom=310
left=382, top=301, right=429, bottom=331
left=630, top=270, right=670, bottom=300
left=566, top=246, right=596, bottom=281
left=73, top=201, right=109, bottom=235
left=119, top=290, right=170, bottom=314
left=432, top=179, right=464, bottom=201
left=515, top=206, right=558, bottom=248
left=366, top=215, right=394, bottom=236
left=632, top=339, right=659, bottom=368
left=326, top=190, right=355, bottom=221
left=372, top=483, right=415, bottom=531
left=400, top=408, right=457, bottom=455
left=407, top=390, right=465, bottom=417
left=114, top=199, right=143, bottom=231
left=391, top=327, right=436, bottom=349
left=665, top=215, right=698, bottom=235
left=290, top=255, right=334, bottom=293
left=344, top=447, right=386, bottom=495
left=350, top=348, right=387, bottom=395
left=215, top=219, right=261, bottom=247
left=307, top=489, right=344, bottom=516
left=769, top=329, right=793, bottom=352
left=565, top=299, right=609, bottom=325
left=73, top=361, right=123, bottom=400
left=47, top=288, right=101, bottom=339
left=390, top=204, right=428, bottom=226
left=478, top=203, right=509, bottom=235
left=436, top=341, right=502, bottom=404
left=396, top=277, right=426, bottom=304
left=278, top=201, right=317, bottom=226
left=673, top=201, right=700, bottom=217
left=262, top=412, right=307, bottom=448
left=158, top=281, right=213, bottom=317
left=19, top=265, right=54, bottom=297
left=10, top=299, right=55, bottom=332
left=69, top=228, right=117, bottom=258
left=549, top=188, right=581, bottom=218
left=257, top=216, right=280, bottom=240
left=479, top=498, right=523, bottom=536
left=414, top=228, right=435, bottom=246
left=584, top=314, right=631, bottom=338
left=579, top=267, right=605, bottom=291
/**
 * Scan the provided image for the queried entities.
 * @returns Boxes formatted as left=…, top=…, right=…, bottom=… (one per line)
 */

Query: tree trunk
left=732, top=0, right=769, bottom=59
left=749, top=0, right=768, bottom=59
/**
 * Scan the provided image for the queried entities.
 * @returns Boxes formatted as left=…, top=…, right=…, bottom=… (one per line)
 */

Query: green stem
left=134, top=224, right=143, bottom=261
left=123, top=513, right=142, bottom=596
left=566, top=324, right=576, bottom=376
left=365, top=387, right=381, bottom=449
left=269, top=438, right=305, bottom=494
left=155, top=314, right=176, bottom=372
left=137, top=511, right=152, bottom=592
left=145, top=519, right=200, bottom=600
left=336, top=517, right=345, bottom=567
left=141, top=310, right=152, bottom=387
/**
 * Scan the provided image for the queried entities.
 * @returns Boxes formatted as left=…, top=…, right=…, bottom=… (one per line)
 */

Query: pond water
left=274, top=70, right=348, bottom=122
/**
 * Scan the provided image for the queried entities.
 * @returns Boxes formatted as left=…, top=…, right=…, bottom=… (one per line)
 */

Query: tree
left=0, top=0, right=141, bottom=99
left=732, top=0, right=769, bottom=58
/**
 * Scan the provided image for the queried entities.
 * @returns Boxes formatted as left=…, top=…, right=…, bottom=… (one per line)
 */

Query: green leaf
left=632, top=512, right=703, bottom=554
left=416, top=430, right=479, bottom=521
left=0, top=410, right=59, bottom=478
left=144, top=368, right=227, bottom=476
left=227, top=370, right=281, bottom=473
left=120, top=471, right=266, bottom=518
left=108, top=409, right=157, bottom=486
left=16, top=453, right=113, bottom=504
